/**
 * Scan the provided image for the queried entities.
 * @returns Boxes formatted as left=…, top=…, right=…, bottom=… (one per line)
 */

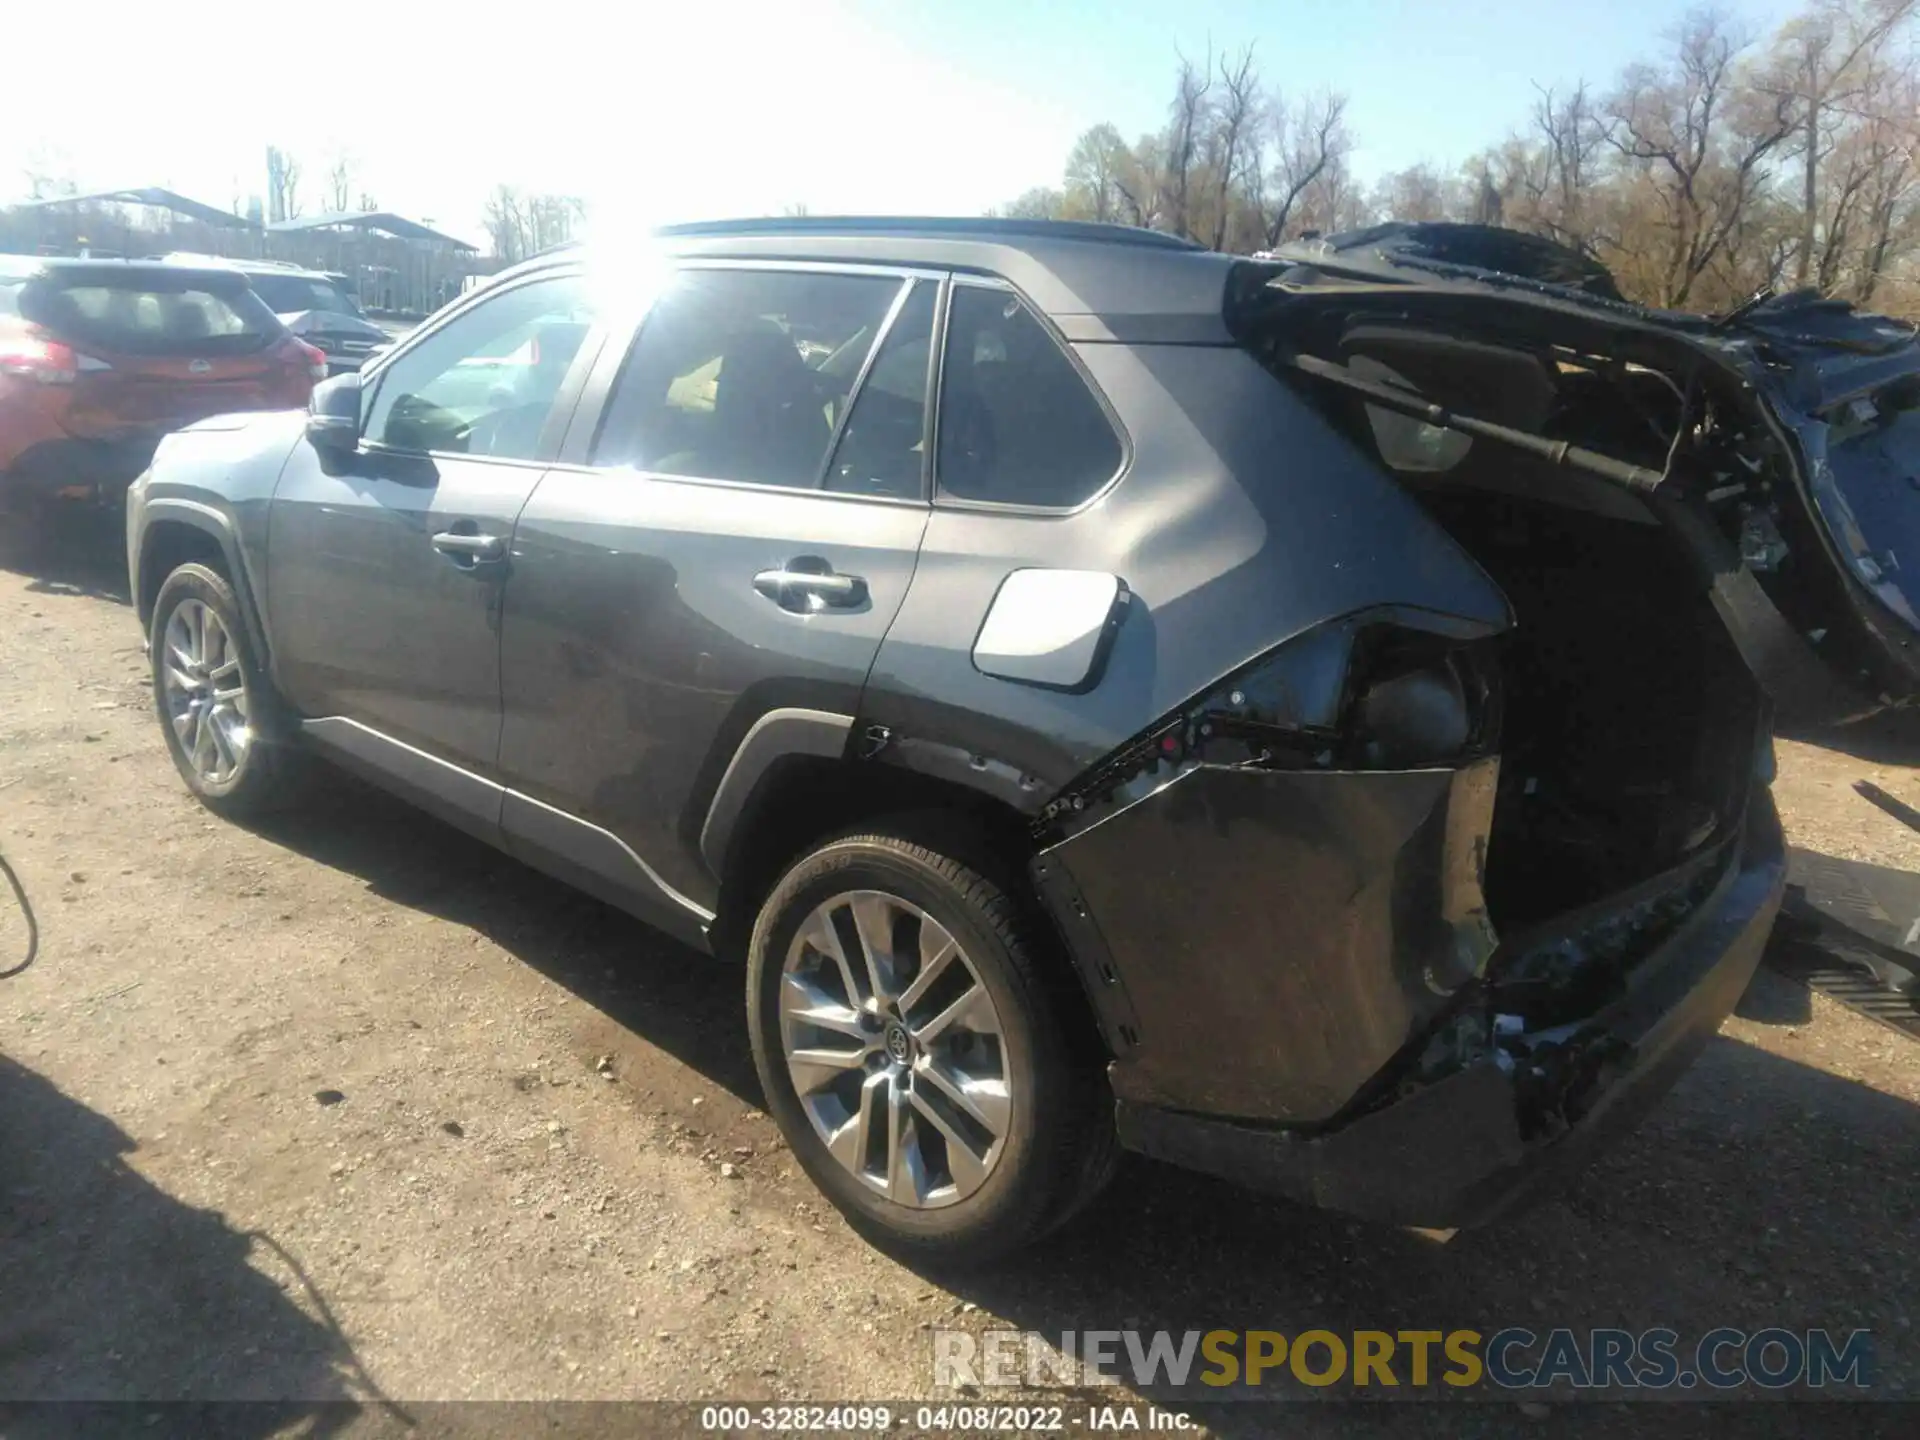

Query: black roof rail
left=650, top=215, right=1205, bottom=252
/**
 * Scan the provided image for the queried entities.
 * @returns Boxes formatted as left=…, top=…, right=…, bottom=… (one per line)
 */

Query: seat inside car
left=706, top=320, right=828, bottom=486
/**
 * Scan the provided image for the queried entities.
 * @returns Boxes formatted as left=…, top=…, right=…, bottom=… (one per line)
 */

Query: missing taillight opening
left=1036, top=614, right=1499, bottom=837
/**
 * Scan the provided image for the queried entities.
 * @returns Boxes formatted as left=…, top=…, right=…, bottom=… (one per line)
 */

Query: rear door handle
left=753, top=562, right=867, bottom=611
left=431, top=530, right=507, bottom=563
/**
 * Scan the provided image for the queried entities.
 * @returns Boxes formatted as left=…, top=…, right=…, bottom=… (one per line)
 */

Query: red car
left=0, top=256, right=324, bottom=505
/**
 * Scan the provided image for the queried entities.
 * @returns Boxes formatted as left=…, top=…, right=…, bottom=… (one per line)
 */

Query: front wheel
left=150, top=563, right=304, bottom=815
left=747, top=825, right=1114, bottom=1266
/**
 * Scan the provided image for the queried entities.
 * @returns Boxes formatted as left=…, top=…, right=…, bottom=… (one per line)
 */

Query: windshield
left=247, top=274, right=362, bottom=317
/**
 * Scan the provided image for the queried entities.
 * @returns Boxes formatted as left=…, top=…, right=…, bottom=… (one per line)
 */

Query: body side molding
left=303, top=717, right=716, bottom=947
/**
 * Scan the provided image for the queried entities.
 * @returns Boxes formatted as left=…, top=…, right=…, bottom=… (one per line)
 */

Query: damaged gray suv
left=131, top=216, right=1843, bottom=1262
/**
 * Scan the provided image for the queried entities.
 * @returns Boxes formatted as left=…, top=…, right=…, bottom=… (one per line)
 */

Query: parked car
left=162, top=255, right=392, bottom=375
left=128, top=216, right=1795, bottom=1263
left=1, top=256, right=324, bottom=507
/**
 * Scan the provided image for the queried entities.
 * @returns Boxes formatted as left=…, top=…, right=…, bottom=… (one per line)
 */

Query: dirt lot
left=1, top=508, right=1917, bottom=1435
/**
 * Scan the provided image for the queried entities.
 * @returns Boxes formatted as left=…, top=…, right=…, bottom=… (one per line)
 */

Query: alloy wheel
left=160, top=599, right=251, bottom=786
left=779, top=890, right=1013, bottom=1208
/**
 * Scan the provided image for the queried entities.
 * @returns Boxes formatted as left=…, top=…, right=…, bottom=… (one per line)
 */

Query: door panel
left=496, top=473, right=928, bottom=914
left=263, top=266, right=607, bottom=787
left=266, top=445, right=546, bottom=776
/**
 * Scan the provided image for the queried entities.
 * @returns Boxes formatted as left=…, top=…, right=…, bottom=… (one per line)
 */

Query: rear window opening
left=246, top=274, right=363, bottom=318
left=1235, top=301, right=1768, bottom=933
left=19, top=274, right=281, bottom=358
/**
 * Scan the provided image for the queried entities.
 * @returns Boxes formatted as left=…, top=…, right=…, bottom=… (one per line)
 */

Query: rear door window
left=936, top=285, right=1122, bottom=508
left=20, top=276, right=279, bottom=356
left=593, top=267, right=903, bottom=490
left=822, top=280, right=937, bottom=499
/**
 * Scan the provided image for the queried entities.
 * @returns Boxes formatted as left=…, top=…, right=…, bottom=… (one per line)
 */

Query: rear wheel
left=747, top=824, right=1114, bottom=1266
left=150, top=563, right=305, bottom=815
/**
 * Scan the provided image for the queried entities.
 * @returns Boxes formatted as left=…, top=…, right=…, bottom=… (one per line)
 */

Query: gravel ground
left=1, top=508, right=1916, bottom=1437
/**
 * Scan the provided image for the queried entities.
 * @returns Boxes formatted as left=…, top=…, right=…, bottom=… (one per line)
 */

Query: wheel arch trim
left=137, top=498, right=273, bottom=671
left=699, top=708, right=856, bottom=880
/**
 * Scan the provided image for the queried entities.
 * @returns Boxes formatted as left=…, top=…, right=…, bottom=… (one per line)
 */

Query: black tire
left=747, top=821, right=1115, bottom=1267
left=149, top=563, right=306, bottom=816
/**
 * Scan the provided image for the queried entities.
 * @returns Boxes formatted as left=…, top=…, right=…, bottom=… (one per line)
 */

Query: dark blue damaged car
left=129, top=215, right=1916, bottom=1263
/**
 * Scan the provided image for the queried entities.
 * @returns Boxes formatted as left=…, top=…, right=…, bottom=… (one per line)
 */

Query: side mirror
left=306, top=372, right=363, bottom=454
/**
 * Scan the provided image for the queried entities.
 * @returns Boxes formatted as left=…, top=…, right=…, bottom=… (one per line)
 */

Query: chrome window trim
left=534, top=460, right=931, bottom=510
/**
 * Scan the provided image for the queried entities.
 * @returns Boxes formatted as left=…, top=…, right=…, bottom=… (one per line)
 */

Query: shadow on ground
left=241, top=774, right=760, bottom=1108
left=0, top=1053, right=401, bottom=1433
left=241, top=774, right=1920, bottom=1432
left=1782, top=709, right=1920, bottom=768
left=0, top=503, right=131, bottom=606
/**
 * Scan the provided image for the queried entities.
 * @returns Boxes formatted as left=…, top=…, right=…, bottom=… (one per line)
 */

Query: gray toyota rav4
left=127, top=217, right=1804, bottom=1263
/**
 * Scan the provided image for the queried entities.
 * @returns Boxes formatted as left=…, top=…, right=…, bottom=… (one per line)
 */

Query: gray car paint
left=127, top=410, right=306, bottom=656
left=266, top=443, right=549, bottom=782
left=495, top=466, right=930, bottom=916
left=859, top=340, right=1512, bottom=799
left=130, top=225, right=1517, bottom=959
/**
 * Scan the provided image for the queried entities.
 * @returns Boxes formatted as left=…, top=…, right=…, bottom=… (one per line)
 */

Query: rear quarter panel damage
left=859, top=343, right=1513, bottom=802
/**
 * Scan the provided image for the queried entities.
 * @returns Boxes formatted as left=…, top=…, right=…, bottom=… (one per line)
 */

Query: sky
left=1, top=0, right=1804, bottom=250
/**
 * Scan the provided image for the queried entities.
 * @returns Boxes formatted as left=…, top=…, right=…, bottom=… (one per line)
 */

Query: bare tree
left=1373, top=163, right=1458, bottom=223
left=1064, top=123, right=1132, bottom=222
left=1848, top=62, right=1920, bottom=300
left=1000, top=9, right=1920, bottom=318
left=266, top=146, right=302, bottom=223
left=483, top=186, right=585, bottom=260
left=526, top=194, right=584, bottom=253
left=325, top=155, right=356, bottom=214
left=483, top=184, right=527, bottom=261
left=1530, top=82, right=1611, bottom=252
left=1760, top=0, right=1917, bottom=285
left=1113, top=132, right=1169, bottom=229
left=23, top=144, right=78, bottom=201
left=1208, top=47, right=1263, bottom=250
left=1604, top=11, right=1797, bottom=307
left=999, top=187, right=1067, bottom=220
left=1163, top=49, right=1214, bottom=241
left=1257, top=92, right=1351, bottom=246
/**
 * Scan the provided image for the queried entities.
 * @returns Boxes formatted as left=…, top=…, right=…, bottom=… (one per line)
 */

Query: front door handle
left=431, top=530, right=507, bottom=564
left=753, top=561, right=867, bottom=612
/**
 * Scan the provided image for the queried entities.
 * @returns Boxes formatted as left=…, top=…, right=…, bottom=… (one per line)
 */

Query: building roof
left=267, top=211, right=477, bottom=251
left=12, top=187, right=253, bottom=230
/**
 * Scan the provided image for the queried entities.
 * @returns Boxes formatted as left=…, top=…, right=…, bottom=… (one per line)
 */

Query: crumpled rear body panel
left=1042, top=759, right=1500, bottom=1123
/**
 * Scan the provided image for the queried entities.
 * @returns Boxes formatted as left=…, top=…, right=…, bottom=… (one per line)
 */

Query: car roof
left=0, top=253, right=253, bottom=288
left=157, top=253, right=336, bottom=281
left=507, top=217, right=1242, bottom=340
